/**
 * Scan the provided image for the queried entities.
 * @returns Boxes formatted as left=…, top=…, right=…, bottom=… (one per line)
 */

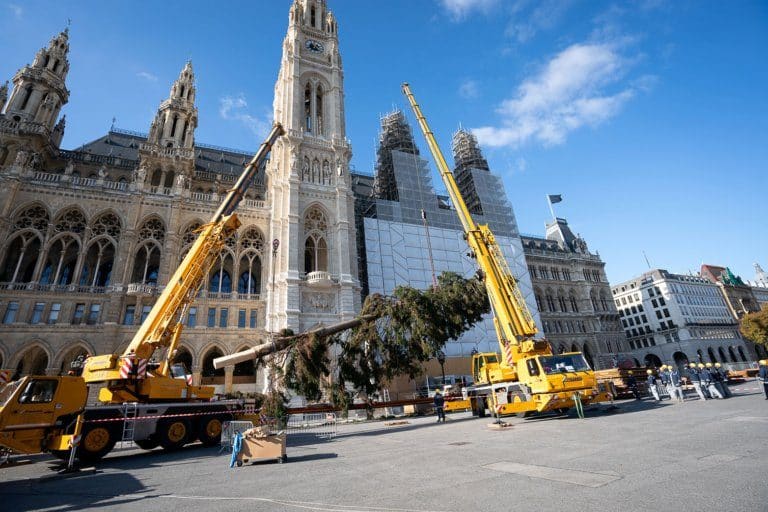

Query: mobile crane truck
left=0, top=123, right=285, bottom=462
left=401, top=84, right=612, bottom=418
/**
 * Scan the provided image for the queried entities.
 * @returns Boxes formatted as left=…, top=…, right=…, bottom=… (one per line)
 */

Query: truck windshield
left=0, top=380, right=22, bottom=407
left=539, top=354, right=591, bottom=375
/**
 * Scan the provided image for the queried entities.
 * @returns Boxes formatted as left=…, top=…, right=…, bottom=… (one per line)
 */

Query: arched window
left=315, top=84, right=323, bottom=135
left=728, top=346, right=738, bottom=363
left=80, top=238, right=115, bottom=287
left=131, top=218, right=165, bottom=284
left=170, top=115, right=179, bottom=137
left=569, top=294, right=579, bottom=312
left=303, top=207, right=328, bottom=273
left=1, top=233, right=42, bottom=283
left=718, top=346, right=728, bottom=363
left=707, top=347, right=717, bottom=363
left=310, top=5, right=316, bottom=27
left=209, top=269, right=232, bottom=293
left=738, top=346, right=747, bottom=362
left=545, top=292, right=555, bottom=312
left=201, top=347, right=225, bottom=378
left=304, top=83, right=312, bottom=132
left=20, top=86, right=33, bottom=111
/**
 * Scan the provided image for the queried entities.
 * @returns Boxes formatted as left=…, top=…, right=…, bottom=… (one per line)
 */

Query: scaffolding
left=451, top=129, right=488, bottom=215
left=373, top=110, right=420, bottom=202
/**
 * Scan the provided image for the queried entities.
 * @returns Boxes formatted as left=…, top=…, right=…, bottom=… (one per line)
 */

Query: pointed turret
left=146, top=61, right=198, bottom=150
left=52, top=115, right=66, bottom=148
left=373, top=110, right=419, bottom=202
left=451, top=129, right=489, bottom=215
left=4, top=28, right=70, bottom=131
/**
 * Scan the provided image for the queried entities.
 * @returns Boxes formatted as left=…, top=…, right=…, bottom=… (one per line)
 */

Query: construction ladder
left=121, top=402, right=139, bottom=445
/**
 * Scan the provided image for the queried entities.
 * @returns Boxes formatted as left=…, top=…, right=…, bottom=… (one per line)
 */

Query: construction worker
left=658, top=365, right=671, bottom=400
left=669, top=365, right=684, bottom=403
left=713, top=363, right=732, bottom=397
left=646, top=369, right=661, bottom=401
left=701, top=363, right=723, bottom=399
left=758, top=360, right=768, bottom=400
left=433, top=389, right=446, bottom=423
left=688, top=363, right=707, bottom=401
left=626, top=371, right=640, bottom=400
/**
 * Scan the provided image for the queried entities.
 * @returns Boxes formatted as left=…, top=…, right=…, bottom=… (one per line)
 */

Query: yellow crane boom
left=401, top=83, right=538, bottom=368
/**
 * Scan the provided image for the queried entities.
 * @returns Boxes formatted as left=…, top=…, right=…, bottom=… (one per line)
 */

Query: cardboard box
left=236, top=433, right=287, bottom=465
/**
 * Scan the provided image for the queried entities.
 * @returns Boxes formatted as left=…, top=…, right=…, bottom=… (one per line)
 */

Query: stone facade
left=521, top=218, right=624, bottom=370
left=0, top=0, right=359, bottom=393
left=611, top=269, right=760, bottom=368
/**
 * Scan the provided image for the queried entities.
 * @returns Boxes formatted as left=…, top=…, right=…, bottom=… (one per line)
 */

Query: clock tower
left=268, top=0, right=360, bottom=332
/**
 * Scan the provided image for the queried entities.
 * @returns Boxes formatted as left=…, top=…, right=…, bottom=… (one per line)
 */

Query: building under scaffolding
left=452, top=129, right=489, bottom=215
left=351, top=110, right=540, bottom=358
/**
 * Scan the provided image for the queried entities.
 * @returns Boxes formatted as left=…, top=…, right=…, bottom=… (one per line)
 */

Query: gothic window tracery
left=90, top=212, right=121, bottom=240
left=316, top=84, right=323, bottom=135
left=53, top=208, right=86, bottom=235
left=303, top=207, right=329, bottom=274
left=131, top=217, right=165, bottom=285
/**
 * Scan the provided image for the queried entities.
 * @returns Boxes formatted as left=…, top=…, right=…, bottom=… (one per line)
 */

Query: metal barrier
left=221, top=420, right=254, bottom=452
left=286, top=412, right=337, bottom=440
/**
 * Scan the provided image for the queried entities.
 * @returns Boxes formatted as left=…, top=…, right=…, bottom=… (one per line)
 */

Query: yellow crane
left=0, top=123, right=285, bottom=461
left=401, top=84, right=610, bottom=417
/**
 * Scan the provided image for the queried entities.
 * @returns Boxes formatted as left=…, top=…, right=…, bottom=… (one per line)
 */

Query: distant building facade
left=521, top=219, right=624, bottom=370
left=611, top=269, right=759, bottom=368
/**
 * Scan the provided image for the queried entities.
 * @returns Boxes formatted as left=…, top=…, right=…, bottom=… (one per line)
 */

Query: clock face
left=305, top=39, right=324, bottom=54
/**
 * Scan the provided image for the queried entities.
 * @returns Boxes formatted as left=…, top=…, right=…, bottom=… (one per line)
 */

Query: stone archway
left=201, top=346, right=225, bottom=384
left=172, top=346, right=194, bottom=373
left=672, top=351, right=689, bottom=369
left=582, top=344, right=594, bottom=369
left=14, top=345, right=50, bottom=379
left=644, top=353, right=662, bottom=368
left=57, top=344, right=91, bottom=375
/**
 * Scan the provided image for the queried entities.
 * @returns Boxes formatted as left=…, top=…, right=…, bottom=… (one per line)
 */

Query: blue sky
left=2, top=0, right=766, bottom=284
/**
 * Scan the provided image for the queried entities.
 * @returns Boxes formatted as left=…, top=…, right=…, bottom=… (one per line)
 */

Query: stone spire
left=451, top=129, right=489, bottom=215
left=755, top=263, right=768, bottom=287
left=146, top=61, right=197, bottom=150
left=4, top=28, right=70, bottom=131
left=0, top=81, right=8, bottom=112
left=52, top=115, right=66, bottom=148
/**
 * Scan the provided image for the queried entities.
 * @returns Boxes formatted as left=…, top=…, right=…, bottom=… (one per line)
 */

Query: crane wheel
left=198, top=417, right=224, bottom=446
left=159, top=419, right=191, bottom=450
left=135, top=438, right=161, bottom=450
left=79, top=425, right=117, bottom=462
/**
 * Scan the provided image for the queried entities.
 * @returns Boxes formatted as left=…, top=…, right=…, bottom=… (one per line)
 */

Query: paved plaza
left=2, top=384, right=767, bottom=512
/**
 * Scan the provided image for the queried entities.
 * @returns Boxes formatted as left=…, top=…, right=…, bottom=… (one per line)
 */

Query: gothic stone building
left=522, top=218, right=625, bottom=370
left=0, top=0, right=360, bottom=393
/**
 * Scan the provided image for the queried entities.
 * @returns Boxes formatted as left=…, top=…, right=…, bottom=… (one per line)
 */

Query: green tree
left=740, top=305, right=768, bottom=347
left=283, top=271, right=489, bottom=404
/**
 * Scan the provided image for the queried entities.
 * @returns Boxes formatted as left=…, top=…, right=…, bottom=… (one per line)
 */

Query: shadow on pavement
left=2, top=471, right=153, bottom=512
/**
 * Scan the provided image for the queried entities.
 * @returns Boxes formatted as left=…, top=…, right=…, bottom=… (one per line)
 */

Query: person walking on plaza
left=714, top=363, right=732, bottom=397
left=433, top=389, right=446, bottom=423
left=758, top=360, right=768, bottom=400
left=688, top=363, right=707, bottom=401
left=646, top=369, right=661, bottom=401
left=701, top=363, right=723, bottom=399
left=669, top=365, right=684, bottom=403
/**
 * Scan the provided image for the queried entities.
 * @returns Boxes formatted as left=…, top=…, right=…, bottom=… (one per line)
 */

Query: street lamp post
left=271, top=238, right=279, bottom=331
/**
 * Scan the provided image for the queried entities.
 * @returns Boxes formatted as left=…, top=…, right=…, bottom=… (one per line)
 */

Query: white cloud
left=8, top=3, right=22, bottom=18
left=473, top=42, right=649, bottom=148
left=136, top=71, right=158, bottom=82
left=440, top=0, right=498, bottom=21
left=458, top=79, right=479, bottom=99
left=219, top=94, right=272, bottom=140
left=505, top=0, right=572, bottom=43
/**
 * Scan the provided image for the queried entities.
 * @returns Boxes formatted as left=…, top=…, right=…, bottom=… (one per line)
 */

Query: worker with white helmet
left=646, top=369, right=661, bottom=401
left=713, top=362, right=732, bottom=398
left=702, top=363, right=723, bottom=399
left=688, top=363, right=707, bottom=401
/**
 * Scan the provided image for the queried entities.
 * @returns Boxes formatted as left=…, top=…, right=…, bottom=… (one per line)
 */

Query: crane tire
left=79, top=424, right=118, bottom=462
left=198, top=416, right=224, bottom=446
left=158, top=418, right=191, bottom=450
